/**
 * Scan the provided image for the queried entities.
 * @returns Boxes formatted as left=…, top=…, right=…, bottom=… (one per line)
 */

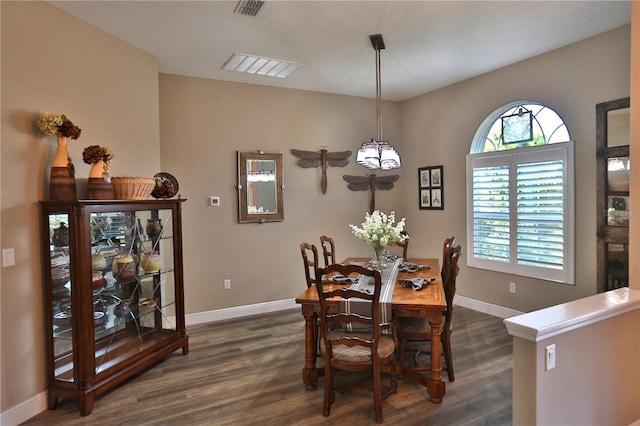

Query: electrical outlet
left=509, top=282, right=516, bottom=293
left=545, top=344, right=556, bottom=371
left=2, top=248, right=15, bottom=267
left=209, top=196, right=220, bottom=206
left=224, top=279, right=231, bottom=290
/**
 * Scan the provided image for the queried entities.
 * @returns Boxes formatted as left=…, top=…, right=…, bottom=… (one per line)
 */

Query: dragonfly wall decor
left=343, top=174, right=399, bottom=213
left=290, top=148, right=352, bottom=194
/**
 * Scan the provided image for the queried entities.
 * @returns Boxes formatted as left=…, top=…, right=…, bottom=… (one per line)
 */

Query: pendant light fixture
left=356, top=34, right=401, bottom=170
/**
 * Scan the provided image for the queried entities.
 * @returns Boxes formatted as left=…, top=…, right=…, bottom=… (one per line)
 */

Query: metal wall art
left=343, top=174, right=398, bottom=213
left=291, top=148, right=351, bottom=194
left=418, top=166, right=443, bottom=210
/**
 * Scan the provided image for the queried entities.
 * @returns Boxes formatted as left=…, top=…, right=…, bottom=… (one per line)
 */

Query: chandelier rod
left=371, top=34, right=385, bottom=143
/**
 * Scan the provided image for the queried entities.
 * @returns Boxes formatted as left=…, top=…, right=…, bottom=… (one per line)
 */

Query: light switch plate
left=2, top=248, right=16, bottom=267
left=545, top=344, right=556, bottom=371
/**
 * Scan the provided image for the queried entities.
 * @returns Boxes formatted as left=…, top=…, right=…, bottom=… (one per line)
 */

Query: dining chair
left=397, top=237, right=462, bottom=382
left=440, top=235, right=456, bottom=284
left=300, top=242, right=319, bottom=288
left=320, top=235, right=336, bottom=267
left=392, top=231, right=410, bottom=259
left=314, top=263, right=397, bottom=424
left=300, top=242, right=322, bottom=360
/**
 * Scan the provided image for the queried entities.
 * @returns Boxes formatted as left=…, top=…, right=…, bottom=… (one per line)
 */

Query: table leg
left=301, top=304, right=320, bottom=390
left=427, top=310, right=446, bottom=403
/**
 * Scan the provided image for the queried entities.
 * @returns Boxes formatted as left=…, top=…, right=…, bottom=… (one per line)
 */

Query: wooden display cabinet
left=39, top=199, right=189, bottom=416
left=596, top=98, right=630, bottom=292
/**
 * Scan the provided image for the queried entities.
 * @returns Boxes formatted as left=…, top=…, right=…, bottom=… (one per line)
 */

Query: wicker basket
left=111, top=177, right=155, bottom=200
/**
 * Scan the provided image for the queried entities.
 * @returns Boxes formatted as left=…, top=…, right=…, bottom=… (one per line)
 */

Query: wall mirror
left=237, top=151, right=284, bottom=223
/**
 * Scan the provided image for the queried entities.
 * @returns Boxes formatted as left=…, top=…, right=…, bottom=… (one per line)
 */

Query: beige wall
left=158, top=27, right=631, bottom=316
left=0, top=0, right=634, bottom=421
left=511, top=307, right=640, bottom=425
left=535, top=311, right=640, bottom=425
left=401, top=25, right=631, bottom=312
left=1, top=1, right=161, bottom=413
left=158, top=74, right=402, bottom=314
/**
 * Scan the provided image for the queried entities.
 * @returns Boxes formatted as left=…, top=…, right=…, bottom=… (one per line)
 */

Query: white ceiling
left=50, top=1, right=631, bottom=102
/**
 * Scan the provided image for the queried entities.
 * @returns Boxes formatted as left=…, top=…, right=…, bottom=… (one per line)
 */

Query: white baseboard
left=1, top=391, right=47, bottom=426
left=3, top=296, right=515, bottom=425
left=453, top=295, right=524, bottom=319
left=185, top=298, right=297, bottom=326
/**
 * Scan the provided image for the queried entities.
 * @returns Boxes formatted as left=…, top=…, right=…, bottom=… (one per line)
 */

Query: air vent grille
left=222, top=53, right=302, bottom=79
left=234, top=0, right=264, bottom=17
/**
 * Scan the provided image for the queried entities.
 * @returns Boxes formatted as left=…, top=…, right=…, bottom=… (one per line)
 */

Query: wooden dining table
left=294, top=257, right=448, bottom=403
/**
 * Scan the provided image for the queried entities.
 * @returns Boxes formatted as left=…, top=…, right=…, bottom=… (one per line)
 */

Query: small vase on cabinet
left=50, top=134, right=77, bottom=201
left=87, top=160, right=114, bottom=200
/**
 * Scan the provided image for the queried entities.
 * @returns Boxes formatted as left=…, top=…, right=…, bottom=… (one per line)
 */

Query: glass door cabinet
left=39, top=199, right=188, bottom=416
left=596, top=98, right=630, bottom=292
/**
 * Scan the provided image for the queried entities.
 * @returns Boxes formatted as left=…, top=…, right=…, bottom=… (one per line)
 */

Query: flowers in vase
left=37, top=113, right=82, bottom=139
left=82, top=145, right=115, bottom=165
left=349, top=210, right=407, bottom=255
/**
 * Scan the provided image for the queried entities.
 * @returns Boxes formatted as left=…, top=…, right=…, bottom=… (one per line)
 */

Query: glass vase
left=370, top=246, right=385, bottom=271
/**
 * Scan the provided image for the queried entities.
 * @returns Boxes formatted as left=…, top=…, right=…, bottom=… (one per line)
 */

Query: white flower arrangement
left=349, top=210, right=407, bottom=257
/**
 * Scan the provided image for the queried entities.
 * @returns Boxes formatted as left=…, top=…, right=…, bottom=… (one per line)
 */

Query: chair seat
left=327, top=331, right=396, bottom=362
left=399, top=316, right=448, bottom=335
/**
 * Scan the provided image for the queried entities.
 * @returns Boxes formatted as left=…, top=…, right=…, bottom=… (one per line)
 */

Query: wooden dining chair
left=314, top=263, right=397, bottom=424
left=300, top=242, right=322, bottom=360
left=397, top=237, right=462, bottom=382
left=392, top=231, right=410, bottom=259
left=300, top=242, right=319, bottom=288
left=440, top=235, right=456, bottom=284
left=319, top=235, right=336, bottom=267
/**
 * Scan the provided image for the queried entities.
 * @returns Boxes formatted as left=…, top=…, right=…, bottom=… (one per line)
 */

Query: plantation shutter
left=516, top=160, right=564, bottom=270
left=471, top=164, right=510, bottom=263
left=466, top=142, right=574, bottom=284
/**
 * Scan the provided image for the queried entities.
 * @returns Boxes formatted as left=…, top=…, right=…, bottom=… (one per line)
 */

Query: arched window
left=466, top=102, right=575, bottom=284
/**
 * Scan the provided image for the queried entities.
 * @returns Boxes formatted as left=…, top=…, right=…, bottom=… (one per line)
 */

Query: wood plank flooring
left=22, top=306, right=512, bottom=425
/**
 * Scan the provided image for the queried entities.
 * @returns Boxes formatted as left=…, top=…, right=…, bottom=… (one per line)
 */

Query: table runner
left=342, top=258, right=401, bottom=331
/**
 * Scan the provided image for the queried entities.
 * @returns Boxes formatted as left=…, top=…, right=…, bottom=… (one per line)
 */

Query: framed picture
left=430, top=168, right=442, bottom=187
left=420, top=169, right=430, bottom=187
left=418, top=165, right=444, bottom=210
left=420, top=189, right=431, bottom=208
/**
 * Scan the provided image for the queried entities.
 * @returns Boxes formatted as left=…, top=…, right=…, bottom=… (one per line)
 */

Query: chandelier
left=356, top=34, right=401, bottom=170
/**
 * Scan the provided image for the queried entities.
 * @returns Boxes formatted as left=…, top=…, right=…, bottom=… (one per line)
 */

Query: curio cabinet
left=39, top=199, right=188, bottom=416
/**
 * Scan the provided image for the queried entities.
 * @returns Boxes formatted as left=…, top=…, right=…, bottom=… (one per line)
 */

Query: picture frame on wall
left=418, top=165, right=444, bottom=210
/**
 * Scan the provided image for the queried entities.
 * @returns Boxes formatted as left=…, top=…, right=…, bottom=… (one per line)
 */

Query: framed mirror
left=237, top=151, right=284, bottom=223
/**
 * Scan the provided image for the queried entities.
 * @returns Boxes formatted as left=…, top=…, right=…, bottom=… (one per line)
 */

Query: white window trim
left=466, top=141, right=575, bottom=284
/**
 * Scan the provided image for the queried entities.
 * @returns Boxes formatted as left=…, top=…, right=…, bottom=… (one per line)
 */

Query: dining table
left=294, top=257, right=448, bottom=403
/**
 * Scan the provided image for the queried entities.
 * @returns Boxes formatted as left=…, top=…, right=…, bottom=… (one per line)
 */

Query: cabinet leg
left=47, top=392, right=58, bottom=410
left=78, top=392, right=95, bottom=416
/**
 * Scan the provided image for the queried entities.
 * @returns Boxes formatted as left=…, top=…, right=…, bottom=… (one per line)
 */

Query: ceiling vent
left=234, top=0, right=265, bottom=17
left=222, top=53, right=302, bottom=79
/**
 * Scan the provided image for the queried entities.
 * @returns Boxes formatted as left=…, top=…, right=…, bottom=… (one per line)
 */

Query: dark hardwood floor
left=23, top=306, right=512, bottom=425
